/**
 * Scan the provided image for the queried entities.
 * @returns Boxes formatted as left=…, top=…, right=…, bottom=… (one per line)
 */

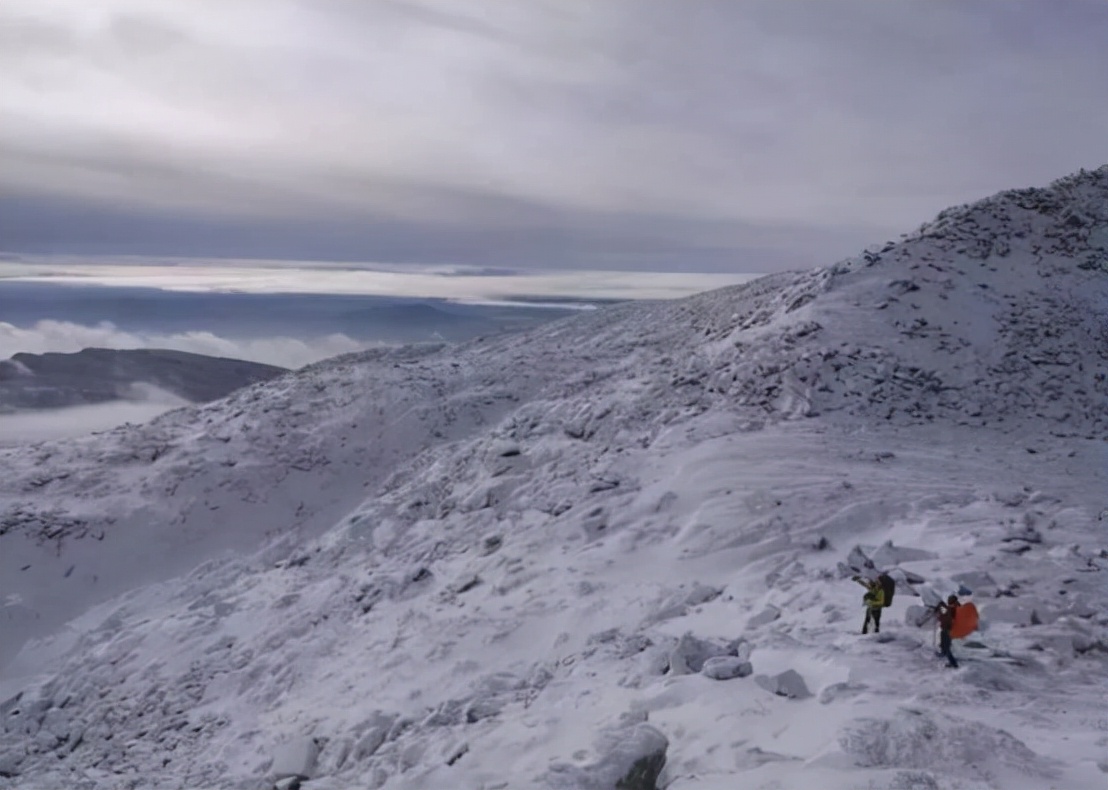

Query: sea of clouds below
left=0, top=258, right=757, bottom=444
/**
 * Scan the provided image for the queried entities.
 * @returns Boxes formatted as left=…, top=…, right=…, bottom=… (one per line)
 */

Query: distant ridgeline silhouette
left=0, top=348, right=287, bottom=411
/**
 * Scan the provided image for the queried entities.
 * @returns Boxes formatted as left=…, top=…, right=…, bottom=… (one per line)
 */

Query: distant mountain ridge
left=0, top=285, right=587, bottom=345
left=0, top=347, right=287, bottom=411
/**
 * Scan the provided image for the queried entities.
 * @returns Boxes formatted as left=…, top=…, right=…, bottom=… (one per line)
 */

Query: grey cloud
left=1, top=0, right=1106, bottom=271
left=0, top=401, right=183, bottom=447
left=0, top=193, right=863, bottom=272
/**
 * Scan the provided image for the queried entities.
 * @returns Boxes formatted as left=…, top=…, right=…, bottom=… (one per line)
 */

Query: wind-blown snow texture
left=2, top=167, right=1107, bottom=789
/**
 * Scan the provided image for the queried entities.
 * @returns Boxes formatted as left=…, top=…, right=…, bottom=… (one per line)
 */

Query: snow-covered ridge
left=1, top=166, right=1107, bottom=789
left=689, top=165, right=1108, bottom=431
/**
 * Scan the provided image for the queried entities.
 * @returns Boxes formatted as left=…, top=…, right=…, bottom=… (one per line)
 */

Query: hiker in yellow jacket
left=853, top=576, right=885, bottom=634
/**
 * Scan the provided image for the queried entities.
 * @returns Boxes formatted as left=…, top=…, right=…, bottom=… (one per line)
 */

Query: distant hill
left=0, top=347, right=287, bottom=411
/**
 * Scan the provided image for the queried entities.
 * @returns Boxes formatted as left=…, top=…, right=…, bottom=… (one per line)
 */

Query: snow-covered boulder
left=888, top=567, right=926, bottom=587
left=1003, top=524, right=1043, bottom=544
left=838, top=708, right=1057, bottom=782
left=298, top=778, right=346, bottom=790
left=702, top=656, right=753, bottom=680
left=755, top=669, right=812, bottom=699
left=984, top=602, right=1048, bottom=627
left=845, top=546, right=875, bottom=574
left=544, top=723, right=668, bottom=790
left=950, top=570, right=998, bottom=597
left=667, top=633, right=732, bottom=675
left=272, top=737, right=320, bottom=783
left=746, top=604, right=781, bottom=628
left=641, top=582, right=723, bottom=625
left=0, top=750, right=23, bottom=779
left=352, top=712, right=397, bottom=762
left=905, top=604, right=933, bottom=627
left=870, top=540, right=937, bottom=567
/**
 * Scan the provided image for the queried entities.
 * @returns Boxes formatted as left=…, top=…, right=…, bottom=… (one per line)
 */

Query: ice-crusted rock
left=870, top=541, right=937, bottom=567
left=846, top=546, right=875, bottom=574
left=299, top=778, right=346, bottom=790
left=667, top=633, right=732, bottom=675
left=839, top=708, right=1057, bottom=781
left=702, top=657, right=753, bottom=680
left=0, top=750, right=23, bottom=779
left=950, top=570, right=998, bottom=597
left=727, top=637, right=753, bottom=662
left=272, top=737, right=320, bottom=782
left=636, top=641, right=676, bottom=678
left=960, top=661, right=1025, bottom=692
left=746, top=604, right=781, bottom=628
left=905, top=604, right=934, bottom=628
left=988, top=602, right=1045, bottom=624
left=350, top=713, right=396, bottom=763
left=543, top=723, right=668, bottom=790
left=682, top=582, right=723, bottom=607
left=755, top=669, right=812, bottom=699
left=641, top=582, right=723, bottom=625
left=1003, top=524, right=1043, bottom=544
left=819, top=682, right=867, bottom=705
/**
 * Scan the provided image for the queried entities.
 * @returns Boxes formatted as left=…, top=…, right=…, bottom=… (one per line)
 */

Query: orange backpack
left=950, top=602, right=979, bottom=639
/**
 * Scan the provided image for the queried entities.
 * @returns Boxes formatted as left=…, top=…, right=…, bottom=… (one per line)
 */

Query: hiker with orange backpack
left=935, top=595, right=961, bottom=668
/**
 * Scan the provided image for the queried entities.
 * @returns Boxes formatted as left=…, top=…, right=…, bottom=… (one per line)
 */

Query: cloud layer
left=3, top=1, right=1107, bottom=269
left=0, top=398, right=184, bottom=447
left=0, top=257, right=756, bottom=299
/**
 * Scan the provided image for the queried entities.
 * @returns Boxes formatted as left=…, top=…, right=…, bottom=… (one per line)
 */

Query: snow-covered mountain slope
left=0, top=348, right=287, bottom=411
left=1, top=167, right=1107, bottom=789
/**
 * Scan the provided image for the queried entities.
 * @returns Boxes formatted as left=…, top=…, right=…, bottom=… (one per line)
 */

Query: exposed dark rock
left=615, top=749, right=667, bottom=790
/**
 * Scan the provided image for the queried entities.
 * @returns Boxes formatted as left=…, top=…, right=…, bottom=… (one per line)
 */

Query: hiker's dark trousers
left=863, top=607, right=882, bottom=634
left=940, top=630, right=959, bottom=667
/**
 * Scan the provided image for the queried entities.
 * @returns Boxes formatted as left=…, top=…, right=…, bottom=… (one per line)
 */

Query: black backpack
left=877, top=573, right=895, bottom=607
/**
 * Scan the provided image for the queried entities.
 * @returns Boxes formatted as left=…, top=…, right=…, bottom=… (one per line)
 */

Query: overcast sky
left=2, top=0, right=1106, bottom=272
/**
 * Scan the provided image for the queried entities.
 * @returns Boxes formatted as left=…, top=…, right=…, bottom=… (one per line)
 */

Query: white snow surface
left=2, top=167, right=1108, bottom=789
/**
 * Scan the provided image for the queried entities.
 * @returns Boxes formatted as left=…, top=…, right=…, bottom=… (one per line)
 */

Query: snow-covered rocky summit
left=1, top=167, right=1107, bottom=789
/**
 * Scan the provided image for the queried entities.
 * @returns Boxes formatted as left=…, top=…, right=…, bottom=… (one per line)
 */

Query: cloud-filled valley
left=0, top=397, right=183, bottom=448
left=0, top=260, right=755, bottom=443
